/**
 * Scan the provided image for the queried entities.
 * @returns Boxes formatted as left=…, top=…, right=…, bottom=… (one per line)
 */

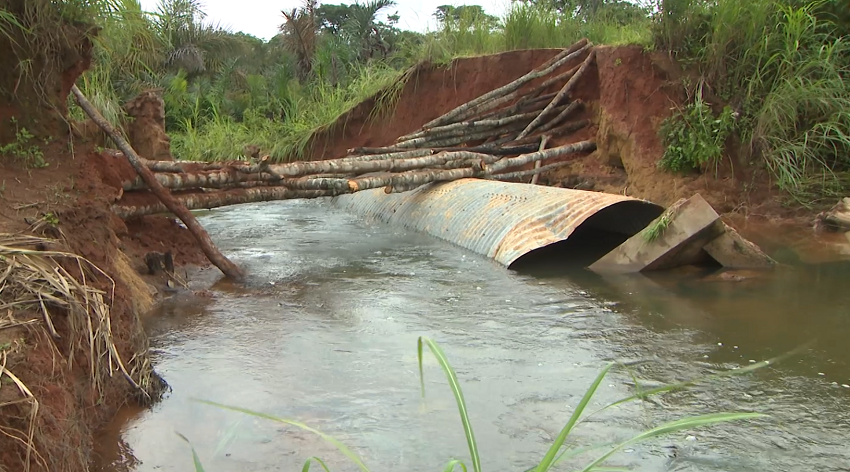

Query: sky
left=138, top=0, right=512, bottom=41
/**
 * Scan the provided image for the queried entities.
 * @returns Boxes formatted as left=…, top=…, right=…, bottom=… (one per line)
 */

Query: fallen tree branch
left=71, top=85, right=245, bottom=281
left=530, top=135, right=551, bottom=185
left=494, top=158, right=572, bottom=182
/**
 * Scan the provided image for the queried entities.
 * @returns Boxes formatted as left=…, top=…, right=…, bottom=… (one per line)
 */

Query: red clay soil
left=304, top=45, right=820, bottom=225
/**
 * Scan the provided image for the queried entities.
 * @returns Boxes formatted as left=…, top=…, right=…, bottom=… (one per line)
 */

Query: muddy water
left=97, top=199, right=850, bottom=472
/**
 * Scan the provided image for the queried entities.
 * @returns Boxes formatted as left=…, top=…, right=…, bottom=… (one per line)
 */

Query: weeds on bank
left=183, top=336, right=779, bottom=472
left=0, top=118, right=48, bottom=169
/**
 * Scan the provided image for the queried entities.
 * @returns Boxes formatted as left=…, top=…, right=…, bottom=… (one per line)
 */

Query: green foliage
left=658, top=87, right=736, bottom=173
left=653, top=0, right=850, bottom=200
left=185, top=337, right=772, bottom=472
left=0, top=118, right=48, bottom=169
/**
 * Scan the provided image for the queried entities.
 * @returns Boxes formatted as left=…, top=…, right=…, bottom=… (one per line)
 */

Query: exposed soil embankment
left=305, top=46, right=806, bottom=223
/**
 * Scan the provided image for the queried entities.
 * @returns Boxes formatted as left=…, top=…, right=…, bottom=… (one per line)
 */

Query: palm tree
left=280, top=0, right=318, bottom=80
left=343, top=0, right=396, bottom=61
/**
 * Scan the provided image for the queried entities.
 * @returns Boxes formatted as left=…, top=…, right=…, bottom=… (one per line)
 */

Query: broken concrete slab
left=589, top=194, right=725, bottom=274
left=704, top=223, right=776, bottom=269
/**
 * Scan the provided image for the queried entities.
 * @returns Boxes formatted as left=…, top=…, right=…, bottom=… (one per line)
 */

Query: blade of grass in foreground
left=533, top=363, right=615, bottom=472
left=175, top=432, right=206, bottom=472
left=194, top=399, right=372, bottom=472
left=577, top=412, right=766, bottom=472
left=302, top=456, right=332, bottom=472
left=418, top=336, right=481, bottom=472
left=443, top=459, right=469, bottom=472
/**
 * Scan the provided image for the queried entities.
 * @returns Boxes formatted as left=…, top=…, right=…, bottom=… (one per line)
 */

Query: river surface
left=96, top=199, right=850, bottom=472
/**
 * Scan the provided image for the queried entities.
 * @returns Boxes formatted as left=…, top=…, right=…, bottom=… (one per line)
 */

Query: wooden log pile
left=112, top=39, right=598, bottom=220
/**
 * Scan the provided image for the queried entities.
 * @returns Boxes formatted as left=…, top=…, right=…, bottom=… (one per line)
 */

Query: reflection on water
left=96, top=199, right=850, bottom=472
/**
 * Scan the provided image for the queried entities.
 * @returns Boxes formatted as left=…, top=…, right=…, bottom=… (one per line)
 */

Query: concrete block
left=589, top=194, right=724, bottom=273
left=703, top=224, right=776, bottom=269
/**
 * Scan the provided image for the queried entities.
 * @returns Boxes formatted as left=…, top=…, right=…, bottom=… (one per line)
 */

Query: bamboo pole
left=71, top=85, right=245, bottom=281
left=516, top=50, right=597, bottom=141
left=420, top=40, right=592, bottom=129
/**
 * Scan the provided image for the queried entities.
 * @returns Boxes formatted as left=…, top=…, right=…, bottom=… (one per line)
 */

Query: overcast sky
left=138, top=0, right=512, bottom=40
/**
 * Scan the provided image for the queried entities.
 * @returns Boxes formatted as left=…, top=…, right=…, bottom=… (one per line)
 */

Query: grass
left=181, top=336, right=782, bottom=472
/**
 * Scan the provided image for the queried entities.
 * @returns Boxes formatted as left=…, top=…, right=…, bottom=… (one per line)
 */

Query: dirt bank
left=304, top=45, right=820, bottom=226
left=0, top=16, right=205, bottom=471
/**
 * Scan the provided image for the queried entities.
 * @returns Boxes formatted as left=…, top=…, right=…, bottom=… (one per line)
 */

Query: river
left=96, top=198, right=850, bottom=472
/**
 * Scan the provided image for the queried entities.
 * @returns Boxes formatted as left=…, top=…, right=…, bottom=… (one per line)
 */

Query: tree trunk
left=113, top=188, right=336, bottom=219
left=420, top=39, right=591, bottom=129
left=71, top=85, right=245, bottom=281
left=516, top=50, right=596, bottom=140
left=486, top=140, right=596, bottom=173
left=530, top=135, right=550, bottom=185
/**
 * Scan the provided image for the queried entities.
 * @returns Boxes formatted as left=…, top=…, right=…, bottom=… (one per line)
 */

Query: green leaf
left=175, top=432, right=206, bottom=472
left=302, top=456, right=332, bottom=472
left=534, top=362, right=615, bottom=472
left=417, top=336, right=481, bottom=472
left=443, top=459, right=469, bottom=472
left=194, top=399, right=372, bottom=472
left=578, top=412, right=766, bottom=472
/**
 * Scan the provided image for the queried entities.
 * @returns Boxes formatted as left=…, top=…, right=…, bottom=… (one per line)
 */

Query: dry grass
left=0, top=232, right=157, bottom=471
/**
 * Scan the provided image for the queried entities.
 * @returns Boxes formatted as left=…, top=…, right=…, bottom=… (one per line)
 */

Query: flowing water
left=97, top=199, right=850, bottom=472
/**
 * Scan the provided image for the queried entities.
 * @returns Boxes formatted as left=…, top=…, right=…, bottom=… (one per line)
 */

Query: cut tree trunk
left=71, top=85, right=245, bottom=281
left=516, top=50, right=596, bottom=140
left=486, top=140, right=597, bottom=173
left=421, top=40, right=592, bottom=129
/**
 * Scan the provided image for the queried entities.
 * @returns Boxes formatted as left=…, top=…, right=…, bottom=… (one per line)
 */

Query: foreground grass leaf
left=175, top=432, right=206, bottom=472
left=533, top=363, right=615, bottom=472
left=302, top=456, right=332, bottom=472
left=195, top=399, right=371, bottom=472
left=578, top=412, right=766, bottom=472
left=418, top=336, right=481, bottom=472
left=443, top=459, right=469, bottom=472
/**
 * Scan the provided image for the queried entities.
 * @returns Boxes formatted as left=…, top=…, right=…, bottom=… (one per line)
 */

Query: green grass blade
left=417, top=336, right=481, bottom=472
left=578, top=412, right=766, bottom=472
left=443, top=459, right=469, bottom=472
left=175, top=432, right=206, bottom=472
left=302, top=456, right=332, bottom=472
left=533, top=362, right=615, bottom=472
left=194, top=399, right=371, bottom=472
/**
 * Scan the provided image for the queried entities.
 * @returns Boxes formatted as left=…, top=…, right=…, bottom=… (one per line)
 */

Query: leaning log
left=71, top=85, right=245, bottom=281
left=421, top=39, right=592, bottom=129
left=516, top=50, right=596, bottom=140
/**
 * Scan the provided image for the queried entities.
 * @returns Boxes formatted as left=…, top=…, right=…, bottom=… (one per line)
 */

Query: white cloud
left=138, top=0, right=512, bottom=41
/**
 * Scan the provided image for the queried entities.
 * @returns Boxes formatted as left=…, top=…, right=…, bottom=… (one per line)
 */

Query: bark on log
left=113, top=188, right=336, bottom=219
left=421, top=40, right=592, bottom=129
left=486, top=140, right=597, bottom=173
left=396, top=104, right=569, bottom=147
left=492, top=160, right=573, bottom=181
left=530, top=135, right=550, bottom=185
left=516, top=50, right=597, bottom=140
left=347, top=167, right=479, bottom=192
left=535, top=101, right=584, bottom=134
left=348, top=143, right=541, bottom=156
left=71, top=85, right=246, bottom=281
left=504, top=119, right=591, bottom=147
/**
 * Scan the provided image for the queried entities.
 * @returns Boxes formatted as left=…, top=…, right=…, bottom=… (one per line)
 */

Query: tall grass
left=181, top=336, right=781, bottom=472
left=655, top=0, right=850, bottom=202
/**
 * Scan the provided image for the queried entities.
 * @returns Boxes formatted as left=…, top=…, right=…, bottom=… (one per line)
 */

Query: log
left=126, top=151, right=504, bottom=191
left=493, top=160, right=572, bottom=181
left=535, top=101, right=584, bottom=134
left=504, top=119, right=591, bottom=147
left=530, top=135, right=551, bottom=185
left=486, top=140, right=596, bottom=173
left=395, top=104, right=569, bottom=148
left=71, top=85, right=245, bottom=281
left=113, top=188, right=336, bottom=219
left=516, top=50, right=596, bottom=140
left=420, top=40, right=592, bottom=129
left=346, top=167, right=480, bottom=192
left=348, top=142, right=541, bottom=156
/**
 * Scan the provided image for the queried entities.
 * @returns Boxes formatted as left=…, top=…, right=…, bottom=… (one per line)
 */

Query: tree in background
left=433, top=4, right=500, bottom=28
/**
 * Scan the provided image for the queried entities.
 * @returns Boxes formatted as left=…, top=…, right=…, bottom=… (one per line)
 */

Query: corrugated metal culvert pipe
left=332, top=179, right=664, bottom=269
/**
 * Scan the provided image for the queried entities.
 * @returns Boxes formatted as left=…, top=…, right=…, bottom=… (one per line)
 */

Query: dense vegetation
left=1, top=0, right=849, bottom=202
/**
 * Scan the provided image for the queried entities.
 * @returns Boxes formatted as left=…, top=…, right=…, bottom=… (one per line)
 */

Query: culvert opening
left=508, top=201, right=664, bottom=274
